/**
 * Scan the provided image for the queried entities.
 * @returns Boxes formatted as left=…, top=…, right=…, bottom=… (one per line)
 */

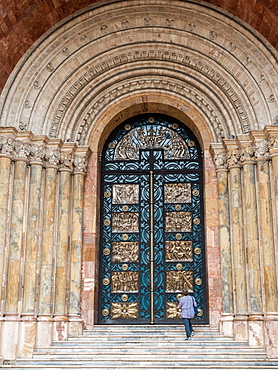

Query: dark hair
left=182, top=289, right=189, bottom=295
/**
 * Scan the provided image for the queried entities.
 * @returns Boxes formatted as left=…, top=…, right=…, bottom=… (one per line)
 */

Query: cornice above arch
left=0, top=0, right=277, bottom=145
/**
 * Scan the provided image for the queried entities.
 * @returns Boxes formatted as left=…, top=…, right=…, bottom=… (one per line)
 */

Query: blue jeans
left=182, top=318, right=193, bottom=338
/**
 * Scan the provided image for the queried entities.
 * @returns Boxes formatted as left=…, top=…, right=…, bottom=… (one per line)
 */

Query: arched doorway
left=98, top=114, right=208, bottom=325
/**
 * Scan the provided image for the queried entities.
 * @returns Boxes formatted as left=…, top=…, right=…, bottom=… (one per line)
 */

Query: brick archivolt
left=0, top=0, right=277, bottom=146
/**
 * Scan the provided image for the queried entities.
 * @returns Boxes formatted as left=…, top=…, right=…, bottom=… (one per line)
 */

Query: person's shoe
left=185, top=337, right=191, bottom=340
left=191, top=331, right=195, bottom=336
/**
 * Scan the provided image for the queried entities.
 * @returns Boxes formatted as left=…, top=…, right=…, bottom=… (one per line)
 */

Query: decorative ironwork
left=112, top=184, right=139, bottom=204
left=112, top=213, right=139, bottom=233
left=164, top=183, right=191, bottom=203
left=165, top=212, right=192, bottom=232
left=165, top=241, right=193, bottom=262
left=114, top=125, right=189, bottom=160
left=111, top=241, right=139, bottom=263
left=166, top=302, right=181, bottom=319
left=166, top=270, right=194, bottom=292
left=111, top=271, right=139, bottom=292
left=111, top=303, right=139, bottom=319
left=99, top=114, right=206, bottom=325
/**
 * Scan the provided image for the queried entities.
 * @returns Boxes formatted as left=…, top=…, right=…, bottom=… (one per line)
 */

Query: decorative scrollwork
left=114, top=126, right=189, bottom=160
left=112, top=241, right=139, bottom=262
left=165, top=241, right=193, bottom=262
left=165, top=212, right=192, bottom=232
left=111, top=302, right=138, bottom=319
left=166, top=270, right=194, bottom=292
left=112, top=213, right=139, bottom=233
left=164, top=183, right=191, bottom=203
left=112, top=184, right=139, bottom=204
left=111, top=272, right=139, bottom=292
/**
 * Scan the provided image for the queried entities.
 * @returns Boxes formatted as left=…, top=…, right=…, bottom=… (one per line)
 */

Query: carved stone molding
left=49, top=48, right=250, bottom=140
left=240, top=143, right=255, bottom=164
left=74, top=78, right=226, bottom=145
left=227, top=147, right=241, bottom=168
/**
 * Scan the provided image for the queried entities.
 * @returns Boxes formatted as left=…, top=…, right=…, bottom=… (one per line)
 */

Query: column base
left=264, top=313, right=278, bottom=358
left=219, top=314, right=234, bottom=337
left=233, top=315, right=248, bottom=341
left=247, top=314, right=264, bottom=347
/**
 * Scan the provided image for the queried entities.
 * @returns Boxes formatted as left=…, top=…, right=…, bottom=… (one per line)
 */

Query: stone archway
left=0, top=0, right=278, bottom=361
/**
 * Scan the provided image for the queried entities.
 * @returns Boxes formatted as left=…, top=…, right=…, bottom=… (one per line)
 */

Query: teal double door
left=98, top=114, right=207, bottom=325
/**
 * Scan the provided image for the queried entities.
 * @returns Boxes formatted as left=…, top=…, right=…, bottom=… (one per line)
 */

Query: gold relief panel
left=112, top=184, right=139, bottom=204
left=164, top=183, right=191, bottom=204
left=166, top=302, right=181, bottom=319
left=166, top=270, right=194, bottom=292
left=111, top=271, right=139, bottom=292
left=111, top=302, right=139, bottom=320
left=112, top=212, right=139, bottom=233
left=165, top=241, right=193, bottom=262
left=165, top=212, right=192, bottom=232
left=112, top=241, right=139, bottom=263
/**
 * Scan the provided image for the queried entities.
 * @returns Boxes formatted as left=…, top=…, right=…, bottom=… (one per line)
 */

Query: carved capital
left=254, top=139, right=269, bottom=159
left=214, top=150, right=228, bottom=170
left=73, top=153, right=88, bottom=174
left=14, top=140, right=31, bottom=160
left=227, top=147, right=241, bottom=167
left=45, top=147, right=61, bottom=167
left=0, top=136, right=15, bottom=157
left=60, top=151, right=74, bottom=171
left=240, top=143, right=255, bottom=163
left=30, top=144, right=46, bottom=164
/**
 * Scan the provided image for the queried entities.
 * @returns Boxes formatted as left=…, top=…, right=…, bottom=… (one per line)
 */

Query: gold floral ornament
left=124, top=124, right=131, bottom=130
left=103, top=278, right=110, bottom=285
left=193, top=189, right=199, bottom=196
left=104, top=190, right=111, bottom=198
left=195, top=278, right=202, bottom=285
left=108, top=142, right=116, bottom=149
left=111, top=302, right=139, bottom=319
left=122, top=264, right=128, bottom=271
left=188, top=140, right=195, bottom=147
left=103, top=248, right=110, bottom=255
left=102, top=309, right=109, bottom=316
left=193, top=218, right=200, bottom=225
left=175, top=204, right=181, bottom=211
left=148, top=117, right=155, bottom=123
left=176, top=293, right=183, bottom=300
left=122, top=234, right=129, bottom=241
left=176, top=263, right=183, bottom=270
left=121, top=294, right=128, bottom=302
left=172, top=123, right=179, bottom=129
left=176, top=233, right=182, bottom=240
left=104, top=219, right=111, bottom=226
left=166, top=302, right=181, bottom=319
left=194, top=247, right=201, bottom=255
left=122, top=205, right=129, bottom=211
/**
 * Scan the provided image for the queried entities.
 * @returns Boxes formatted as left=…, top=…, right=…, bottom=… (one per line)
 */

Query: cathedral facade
left=0, top=0, right=278, bottom=361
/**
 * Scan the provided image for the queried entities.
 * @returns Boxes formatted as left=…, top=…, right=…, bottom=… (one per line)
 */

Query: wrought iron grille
left=99, top=114, right=208, bottom=324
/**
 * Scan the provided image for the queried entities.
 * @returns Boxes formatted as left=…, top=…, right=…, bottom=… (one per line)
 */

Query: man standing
left=178, top=289, right=197, bottom=340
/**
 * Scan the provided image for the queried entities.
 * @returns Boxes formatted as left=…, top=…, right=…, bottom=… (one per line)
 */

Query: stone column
left=240, top=139, right=263, bottom=347
left=225, top=140, right=248, bottom=341
left=37, top=147, right=60, bottom=347
left=4, top=140, right=30, bottom=359
left=253, top=134, right=278, bottom=358
left=53, top=149, right=73, bottom=341
left=210, top=144, right=234, bottom=336
left=0, top=137, right=13, bottom=313
left=68, top=152, right=88, bottom=336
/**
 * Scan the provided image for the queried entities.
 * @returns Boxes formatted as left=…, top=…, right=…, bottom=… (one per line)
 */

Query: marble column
left=6, top=144, right=30, bottom=314
left=68, top=153, right=88, bottom=336
left=253, top=134, right=278, bottom=357
left=0, top=144, right=12, bottom=313
left=53, top=151, right=72, bottom=340
left=210, top=144, right=234, bottom=336
left=225, top=141, right=248, bottom=341
left=23, top=146, right=45, bottom=315
left=240, top=140, right=263, bottom=346
left=37, top=148, right=60, bottom=347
